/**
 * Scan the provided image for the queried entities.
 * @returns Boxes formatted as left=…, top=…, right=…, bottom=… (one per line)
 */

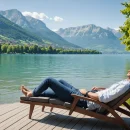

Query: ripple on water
left=0, top=80, right=4, bottom=82
left=28, top=81, right=41, bottom=85
left=26, top=68, right=37, bottom=70
left=6, top=80, right=16, bottom=83
left=21, top=72, right=32, bottom=74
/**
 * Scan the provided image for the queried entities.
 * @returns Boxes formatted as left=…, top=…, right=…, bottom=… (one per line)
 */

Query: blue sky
left=0, top=0, right=127, bottom=30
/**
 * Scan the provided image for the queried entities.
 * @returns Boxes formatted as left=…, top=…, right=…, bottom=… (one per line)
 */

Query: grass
left=126, top=98, right=130, bottom=105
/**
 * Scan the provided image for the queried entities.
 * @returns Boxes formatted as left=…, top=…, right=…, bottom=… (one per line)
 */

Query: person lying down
left=21, top=70, right=130, bottom=110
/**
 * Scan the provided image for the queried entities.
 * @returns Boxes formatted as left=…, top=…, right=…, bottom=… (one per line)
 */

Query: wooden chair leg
left=50, top=107, right=53, bottom=112
left=42, top=105, right=45, bottom=112
left=123, top=102, right=130, bottom=111
left=29, top=104, right=35, bottom=119
left=114, top=113, right=130, bottom=130
left=69, top=98, right=79, bottom=115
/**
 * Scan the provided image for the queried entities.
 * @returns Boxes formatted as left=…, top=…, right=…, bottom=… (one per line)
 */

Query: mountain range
left=0, top=9, right=79, bottom=48
left=56, top=24, right=126, bottom=53
left=0, top=9, right=127, bottom=53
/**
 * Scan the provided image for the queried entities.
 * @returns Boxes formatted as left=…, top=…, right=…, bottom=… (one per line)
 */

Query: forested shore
left=0, top=44, right=102, bottom=54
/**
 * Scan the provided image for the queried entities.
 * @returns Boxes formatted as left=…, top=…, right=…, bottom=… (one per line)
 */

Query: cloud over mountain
left=22, top=11, right=63, bottom=22
left=22, top=11, right=49, bottom=21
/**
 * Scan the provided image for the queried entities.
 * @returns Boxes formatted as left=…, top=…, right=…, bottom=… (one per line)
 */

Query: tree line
left=0, top=44, right=101, bottom=54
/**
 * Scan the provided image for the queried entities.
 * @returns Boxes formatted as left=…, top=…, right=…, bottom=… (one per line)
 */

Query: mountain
left=0, top=14, right=42, bottom=43
left=106, top=27, right=122, bottom=39
left=0, top=9, right=80, bottom=48
left=25, top=16, right=79, bottom=48
left=56, top=24, right=126, bottom=53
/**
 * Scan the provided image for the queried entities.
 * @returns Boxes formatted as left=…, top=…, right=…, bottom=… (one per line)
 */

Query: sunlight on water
left=0, top=54, right=130, bottom=104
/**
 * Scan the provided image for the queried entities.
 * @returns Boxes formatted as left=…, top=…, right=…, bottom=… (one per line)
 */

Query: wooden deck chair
left=20, top=88, right=130, bottom=130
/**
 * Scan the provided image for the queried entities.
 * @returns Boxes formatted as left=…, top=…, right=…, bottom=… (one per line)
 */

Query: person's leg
left=21, top=78, right=87, bottom=108
left=39, top=89, right=58, bottom=98
left=32, top=77, right=74, bottom=102
left=59, top=79, right=74, bottom=89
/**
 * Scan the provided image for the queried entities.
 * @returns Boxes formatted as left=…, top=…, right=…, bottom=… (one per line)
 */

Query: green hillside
left=0, top=14, right=42, bottom=43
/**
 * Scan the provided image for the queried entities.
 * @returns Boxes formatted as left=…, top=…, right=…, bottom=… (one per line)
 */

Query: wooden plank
left=9, top=107, right=43, bottom=130
left=66, top=113, right=85, bottom=130
left=71, top=115, right=89, bottom=130
left=22, top=107, right=64, bottom=130
left=37, top=109, right=68, bottom=130
left=0, top=102, right=23, bottom=116
left=0, top=104, right=28, bottom=123
left=46, top=110, right=71, bottom=130
left=92, top=111, right=122, bottom=130
left=92, top=113, right=112, bottom=130
left=62, top=113, right=85, bottom=130
left=27, top=107, right=61, bottom=130
left=80, top=117, right=98, bottom=130
left=6, top=107, right=41, bottom=130
left=43, top=109, right=69, bottom=130
left=0, top=102, right=129, bottom=130
left=52, top=111, right=80, bottom=130
left=0, top=102, right=20, bottom=108
left=0, top=105, right=31, bottom=129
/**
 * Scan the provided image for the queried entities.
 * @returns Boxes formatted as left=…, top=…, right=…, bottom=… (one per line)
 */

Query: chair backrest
left=96, top=86, right=130, bottom=115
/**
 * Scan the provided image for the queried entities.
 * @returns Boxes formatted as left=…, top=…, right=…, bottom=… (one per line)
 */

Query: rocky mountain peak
left=25, top=16, right=46, bottom=29
left=56, top=24, right=116, bottom=39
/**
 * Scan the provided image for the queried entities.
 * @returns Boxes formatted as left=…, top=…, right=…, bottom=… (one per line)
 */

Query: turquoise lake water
left=0, top=54, right=130, bottom=104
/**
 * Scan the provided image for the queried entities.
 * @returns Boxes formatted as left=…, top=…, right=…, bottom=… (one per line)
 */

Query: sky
left=0, top=0, right=128, bottom=31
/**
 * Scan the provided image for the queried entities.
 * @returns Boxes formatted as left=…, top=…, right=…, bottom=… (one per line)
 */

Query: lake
left=0, top=54, right=130, bottom=104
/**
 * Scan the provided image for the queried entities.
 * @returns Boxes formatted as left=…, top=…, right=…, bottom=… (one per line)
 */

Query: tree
left=23, top=45, right=29, bottom=53
left=48, top=46, right=53, bottom=53
left=29, top=46, right=34, bottom=53
left=1, top=44, right=8, bottom=53
left=7, top=45, right=13, bottom=53
left=0, top=44, right=1, bottom=53
left=19, top=45, right=23, bottom=53
left=120, top=1, right=130, bottom=50
left=33, top=45, right=38, bottom=53
left=12, top=46, right=16, bottom=53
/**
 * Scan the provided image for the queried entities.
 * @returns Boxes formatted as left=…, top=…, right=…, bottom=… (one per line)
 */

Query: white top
left=87, top=79, right=130, bottom=110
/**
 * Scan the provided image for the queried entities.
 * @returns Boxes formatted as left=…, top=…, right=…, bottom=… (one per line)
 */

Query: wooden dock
left=0, top=102, right=129, bottom=130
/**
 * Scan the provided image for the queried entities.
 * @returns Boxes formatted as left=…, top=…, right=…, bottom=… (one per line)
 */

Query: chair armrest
left=71, top=94, right=103, bottom=106
left=69, top=94, right=115, bottom=115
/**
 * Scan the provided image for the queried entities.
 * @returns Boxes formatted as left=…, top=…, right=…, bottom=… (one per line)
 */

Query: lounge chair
left=20, top=88, right=130, bottom=130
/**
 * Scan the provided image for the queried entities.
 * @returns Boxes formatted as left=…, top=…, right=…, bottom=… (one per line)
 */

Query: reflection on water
left=0, top=54, right=130, bottom=104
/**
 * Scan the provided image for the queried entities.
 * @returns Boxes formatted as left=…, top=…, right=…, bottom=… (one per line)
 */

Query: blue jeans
left=32, top=77, right=87, bottom=108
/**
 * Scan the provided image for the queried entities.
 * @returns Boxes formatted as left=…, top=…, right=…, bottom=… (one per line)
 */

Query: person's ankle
left=27, top=92, right=33, bottom=97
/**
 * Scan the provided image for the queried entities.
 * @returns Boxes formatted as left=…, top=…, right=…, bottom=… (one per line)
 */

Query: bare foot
left=21, top=85, right=30, bottom=92
left=20, top=85, right=33, bottom=97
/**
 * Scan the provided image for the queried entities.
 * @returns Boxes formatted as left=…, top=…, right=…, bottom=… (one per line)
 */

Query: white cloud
left=22, top=11, right=64, bottom=22
left=22, top=11, right=49, bottom=21
left=114, top=28, right=120, bottom=31
left=52, top=29, right=58, bottom=32
left=54, top=16, right=63, bottom=22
